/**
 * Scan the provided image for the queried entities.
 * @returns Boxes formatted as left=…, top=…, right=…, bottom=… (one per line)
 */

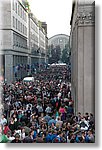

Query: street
left=0, top=65, right=95, bottom=143
left=0, top=0, right=95, bottom=144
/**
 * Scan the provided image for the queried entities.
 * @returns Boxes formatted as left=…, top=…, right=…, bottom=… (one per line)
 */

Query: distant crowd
left=0, top=67, right=95, bottom=143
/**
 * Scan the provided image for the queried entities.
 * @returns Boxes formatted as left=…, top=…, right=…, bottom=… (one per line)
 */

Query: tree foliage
left=61, top=44, right=70, bottom=64
left=48, top=44, right=61, bottom=64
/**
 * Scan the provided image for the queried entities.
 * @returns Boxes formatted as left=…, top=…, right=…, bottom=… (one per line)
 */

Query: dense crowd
left=0, top=66, right=95, bottom=143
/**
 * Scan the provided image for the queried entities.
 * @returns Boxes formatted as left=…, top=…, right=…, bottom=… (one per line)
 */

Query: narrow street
left=0, top=0, right=95, bottom=144
left=0, top=65, right=95, bottom=143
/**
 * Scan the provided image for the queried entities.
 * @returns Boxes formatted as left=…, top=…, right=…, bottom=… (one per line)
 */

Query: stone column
left=84, top=25, right=95, bottom=114
left=5, top=54, right=13, bottom=84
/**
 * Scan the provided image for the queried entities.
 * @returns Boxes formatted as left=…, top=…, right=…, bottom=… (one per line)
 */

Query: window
left=13, top=16, right=15, bottom=28
left=25, top=13, right=27, bottom=22
left=13, top=33, right=15, bottom=46
left=24, top=12, right=25, bottom=21
left=24, top=13, right=26, bottom=22
left=23, top=25, right=24, bottom=34
left=31, top=21, right=32, bottom=29
left=19, top=22, right=21, bottom=32
left=18, top=4, right=20, bottom=15
left=19, top=6, right=21, bottom=17
left=16, top=18, right=17, bottom=29
left=21, top=8, right=22, bottom=18
left=17, top=20, right=19, bottom=30
left=20, top=7, right=21, bottom=17
left=13, top=0, right=14, bottom=10
left=23, top=10, right=24, bottom=20
left=15, top=2, right=17, bottom=13
left=21, top=23, right=22, bottom=32
left=18, top=21, right=20, bottom=31
left=25, top=27, right=27, bottom=35
left=24, top=26, right=26, bottom=35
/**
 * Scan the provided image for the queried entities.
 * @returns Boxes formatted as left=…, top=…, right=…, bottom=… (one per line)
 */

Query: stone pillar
left=5, top=54, right=13, bottom=84
left=84, top=26, right=95, bottom=114
left=27, top=56, right=31, bottom=75
left=77, top=26, right=84, bottom=115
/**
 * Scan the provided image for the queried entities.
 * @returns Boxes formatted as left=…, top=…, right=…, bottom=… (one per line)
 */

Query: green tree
left=22, top=0, right=30, bottom=11
left=61, top=44, right=70, bottom=64
left=48, top=45, right=61, bottom=64
left=55, top=45, right=61, bottom=63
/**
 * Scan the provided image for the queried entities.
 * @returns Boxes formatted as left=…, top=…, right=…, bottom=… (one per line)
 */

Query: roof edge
left=49, top=34, right=70, bottom=40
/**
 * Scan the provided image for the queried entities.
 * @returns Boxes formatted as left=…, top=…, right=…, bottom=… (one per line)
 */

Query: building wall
left=28, top=13, right=39, bottom=71
left=12, top=0, right=28, bottom=38
left=0, top=0, right=11, bottom=29
left=48, top=34, right=69, bottom=54
left=28, top=13, right=39, bottom=54
left=0, top=0, right=48, bottom=83
left=83, top=25, right=95, bottom=114
left=41, top=22, right=48, bottom=63
left=39, top=27, right=46, bottom=53
left=39, top=26, right=46, bottom=65
left=0, top=0, right=29, bottom=83
left=28, top=14, right=48, bottom=72
left=70, top=1, right=95, bottom=115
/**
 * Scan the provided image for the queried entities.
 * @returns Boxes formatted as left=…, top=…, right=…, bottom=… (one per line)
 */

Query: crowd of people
left=0, top=66, right=95, bottom=143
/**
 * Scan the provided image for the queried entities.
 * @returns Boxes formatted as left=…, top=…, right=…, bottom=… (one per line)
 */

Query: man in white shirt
left=0, top=114, right=7, bottom=126
left=45, top=105, right=51, bottom=114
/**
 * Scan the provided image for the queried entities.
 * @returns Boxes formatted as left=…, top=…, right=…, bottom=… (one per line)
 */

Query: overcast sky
left=28, top=0, right=72, bottom=38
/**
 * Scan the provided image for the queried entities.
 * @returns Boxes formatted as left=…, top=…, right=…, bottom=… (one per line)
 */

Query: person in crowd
left=0, top=114, right=7, bottom=126
left=3, top=123, right=11, bottom=135
left=11, top=133, right=22, bottom=143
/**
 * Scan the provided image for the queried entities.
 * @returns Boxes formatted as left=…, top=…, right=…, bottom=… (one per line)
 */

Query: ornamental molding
left=76, top=12, right=95, bottom=25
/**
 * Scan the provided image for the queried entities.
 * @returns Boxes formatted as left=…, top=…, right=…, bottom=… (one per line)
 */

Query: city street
left=0, top=0, right=95, bottom=143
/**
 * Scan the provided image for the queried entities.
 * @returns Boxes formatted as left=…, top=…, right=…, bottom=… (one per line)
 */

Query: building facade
left=70, top=0, right=95, bottom=115
left=48, top=34, right=69, bottom=56
left=41, top=22, right=48, bottom=64
left=0, top=0, right=48, bottom=83
left=0, top=0, right=29, bottom=83
left=39, top=22, right=46, bottom=65
left=28, top=13, right=39, bottom=73
left=28, top=15, right=48, bottom=72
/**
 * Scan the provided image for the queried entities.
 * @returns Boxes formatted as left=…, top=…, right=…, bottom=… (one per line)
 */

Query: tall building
left=0, top=0, right=29, bottom=83
left=0, top=0, right=48, bottom=83
left=70, top=0, right=95, bottom=115
left=28, top=13, right=39, bottom=71
left=41, top=22, right=48, bottom=63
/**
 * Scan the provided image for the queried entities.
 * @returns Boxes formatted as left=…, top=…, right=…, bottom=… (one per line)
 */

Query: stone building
left=48, top=34, right=69, bottom=56
left=38, top=21, right=47, bottom=65
left=0, top=0, right=29, bottom=83
left=70, top=0, right=95, bottom=115
left=28, top=13, right=39, bottom=73
left=28, top=14, right=48, bottom=71
left=0, top=0, right=48, bottom=83
left=41, top=22, right=49, bottom=64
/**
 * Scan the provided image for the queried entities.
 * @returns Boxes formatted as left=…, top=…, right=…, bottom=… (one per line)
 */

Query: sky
left=28, top=0, right=72, bottom=38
